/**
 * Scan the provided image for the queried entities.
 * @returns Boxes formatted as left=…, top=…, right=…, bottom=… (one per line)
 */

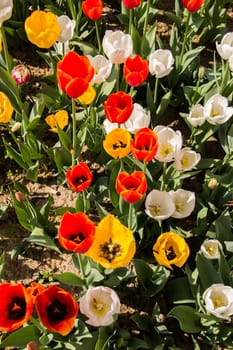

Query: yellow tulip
left=78, top=84, right=96, bottom=105
left=86, top=214, right=136, bottom=269
left=0, top=92, right=13, bottom=123
left=103, top=128, right=132, bottom=159
left=153, top=231, right=190, bottom=270
left=45, top=110, right=69, bottom=133
left=25, top=10, right=61, bottom=49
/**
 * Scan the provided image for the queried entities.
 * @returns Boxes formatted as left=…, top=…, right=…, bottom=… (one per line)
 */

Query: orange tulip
left=58, top=211, right=96, bottom=253
left=103, top=128, right=132, bottom=159
left=82, top=0, right=103, bottom=21
left=35, top=285, right=78, bottom=336
left=116, top=171, right=147, bottom=203
left=27, top=282, right=45, bottom=304
left=123, top=55, right=149, bottom=87
left=182, top=0, right=204, bottom=11
left=122, top=0, right=142, bottom=8
left=131, top=127, right=159, bottom=162
left=104, top=91, right=134, bottom=124
left=0, top=283, right=33, bottom=332
left=57, top=51, right=94, bottom=98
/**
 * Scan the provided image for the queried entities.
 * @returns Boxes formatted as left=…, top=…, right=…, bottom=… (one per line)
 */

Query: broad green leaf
left=168, top=306, right=204, bottom=333
left=25, top=227, right=61, bottom=253
left=0, top=252, right=5, bottom=278
left=53, top=272, right=85, bottom=287
left=131, top=314, right=162, bottom=347
left=196, top=252, right=222, bottom=290
left=0, top=204, right=8, bottom=219
left=0, top=325, right=40, bottom=347
left=95, top=327, right=117, bottom=350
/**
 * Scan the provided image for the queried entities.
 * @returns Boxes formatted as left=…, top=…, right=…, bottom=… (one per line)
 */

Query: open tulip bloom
left=79, top=286, right=121, bottom=326
left=216, top=32, right=233, bottom=60
left=123, top=55, right=149, bottom=87
left=0, top=0, right=13, bottom=27
left=103, top=128, right=132, bottom=159
left=131, top=127, right=159, bottom=162
left=169, top=189, right=196, bottom=219
left=200, top=239, right=223, bottom=260
left=66, top=162, right=93, bottom=192
left=116, top=171, right=147, bottom=203
left=102, top=30, right=133, bottom=64
left=145, top=189, right=176, bottom=220
left=174, top=147, right=201, bottom=171
left=104, top=91, right=134, bottom=124
left=203, top=284, right=233, bottom=320
left=154, top=125, right=183, bottom=162
left=204, top=94, right=233, bottom=125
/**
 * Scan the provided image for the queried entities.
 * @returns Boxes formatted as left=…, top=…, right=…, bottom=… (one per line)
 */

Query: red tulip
left=131, top=127, right=159, bottom=162
left=182, top=0, right=204, bottom=11
left=57, top=51, right=94, bottom=98
left=35, top=285, right=78, bottom=336
left=66, top=162, right=93, bottom=192
left=122, top=0, right=142, bottom=9
left=82, top=0, right=103, bottom=21
left=27, top=282, right=45, bottom=304
left=104, top=91, right=134, bottom=124
left=58, top=211, right=96, bottom=253
left=123, top=55, right=149, bottom=87
left=0, top=283, right=33, bottom=332
left=116, top=171, right=147, bottom=203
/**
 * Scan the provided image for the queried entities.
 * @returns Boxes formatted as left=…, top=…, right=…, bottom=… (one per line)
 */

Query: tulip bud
left=15, top=191, right=25, bottom=202
left=11, top=64, right=30, bottom=85
left=11, top=122, right=21, bottom=133
left=208, top=178, right=218, bottom=190
left=27, top=341, right=40, bottom=350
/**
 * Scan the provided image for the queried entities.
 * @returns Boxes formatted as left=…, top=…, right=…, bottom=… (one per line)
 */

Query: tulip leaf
left=95, top=326, right=117, bottom=350
left=0, top=252, right=5, bottom=278
left=168, top=306, right=204, bottom=333
left=131, top=314, right=162, bottom=347
left=196, top=252, right=223, bottom=290
left=53, top=272, right=85, bottom=287
left=25, top=227, right=61, bottom=254
left=0, top=204, right=8, bottom=220
left=0, top=325, right=40, bottom=347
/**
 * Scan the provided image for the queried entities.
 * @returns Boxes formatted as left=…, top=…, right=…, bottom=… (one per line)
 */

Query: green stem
left=72, top=98, right=77, bottom=166
left=128, top=202, right=133, bottom=230
left=143, top=161, right=147, bottom=174
left=95, top=20, right=102, bottom=53
left=143, top=0, right=151, bottom=36
left=82, top=190, right=87, bottom=213
left=153, top=77, right=159, bottom=104
left=160, top=162, right=167, bottom=190
left=115, top=64, right=120, bottom=92
left=129, top=8, right=133, bottom=35
left=0, top=26, right=12, bottom=73
left=180, top=10, right=191, bottom=66
left=77, top=253, right=87, bottom=287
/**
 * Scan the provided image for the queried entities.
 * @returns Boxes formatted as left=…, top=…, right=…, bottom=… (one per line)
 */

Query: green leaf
left=0, top=325, right=40, bottom=347
left=57, top=124, right=73, bottom=152
left=0, top=252, right=5, bottom=278
left=0, top=204, right=8, bottom=219
left=196, top=252, right=222, bottom=290
left=53, top=272, right=85, bottom=287
left=0, top=67, right=23, bottom=113
left=3, top=138, right=28, bottom=170
left=95, top=327, right=117, bottom=350
left=168, top=306, right=204, bottom=333
left=165, top=276, right=195, bottom=304
left=131, top=314, right=162, bottom=347
left=25, top=227, right=61, bottom=253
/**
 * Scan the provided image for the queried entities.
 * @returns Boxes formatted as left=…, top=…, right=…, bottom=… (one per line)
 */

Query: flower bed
left=0, top=0, right=233, bottom=349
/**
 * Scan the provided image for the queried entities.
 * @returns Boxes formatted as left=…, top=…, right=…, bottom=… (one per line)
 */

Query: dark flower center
left=70, top=232, right=85, bottom=244
left=113, top=140, right=127, bottom=150
left=166, top=246, right=176, bottom=260
left=7, top=297, right=26, bottom=320
left=100, top=238, right=121, bottom=262
left=73, top=176, right=87, bottom=186
left=46, top=299, right=68, bottom=323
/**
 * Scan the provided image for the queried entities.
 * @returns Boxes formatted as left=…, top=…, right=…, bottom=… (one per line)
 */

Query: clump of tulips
left=0, top=0, right=233, bottom=349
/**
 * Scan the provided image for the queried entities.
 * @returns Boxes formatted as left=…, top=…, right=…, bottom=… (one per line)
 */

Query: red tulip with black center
left=35, top=285, right=78, bottom=336
left=58, top=211, right=96, bottom=253
left=116, top=171, right=147, bottom=203
left=66, top=162, right=93, bottom=192
left=131, top=127, right=159, bottom=162
left=0, top=283, right=33, bottom=332
left=123, top=55, right=149, bottom=87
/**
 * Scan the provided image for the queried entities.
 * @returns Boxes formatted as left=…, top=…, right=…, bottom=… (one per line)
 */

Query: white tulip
left=153, top=125, right=183, bottom=162
left=200, top=239, right=223, bottom=260
left=87, top=55, right=112, bottom=84
left=57, top=15, right=75, bottom=43
left=203, top=284, right=233, bottom=319
left=187, top=104, right=206, bottom=127
left=149, top=49, right=174, bottom=78
left=145, top=189, right=175, bottom=220
left=79, top=286, right=121, bottom=327
left=174, top=147, right=201, bottom=171
left=169, top=189, right=195, bottom=219
left=216, top=32, right=233, bottom=60
left=103, top=103, right=150, bottom=134
left=102, top=30, right=133, bottom=64
left=204, top=94, right=233, bottom=125
left=0, top=0, right=13, bottom=27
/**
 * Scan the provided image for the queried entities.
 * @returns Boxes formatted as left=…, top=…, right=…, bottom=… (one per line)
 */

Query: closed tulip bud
left=11, top=65, right=30, bottom=85
left=208, top=178, right=218, bottom=190
left=11, top=122, right=21, bottom=133
left=27, top=341, right=40, bottom=350
left=15, top=191, right=25, bottom=202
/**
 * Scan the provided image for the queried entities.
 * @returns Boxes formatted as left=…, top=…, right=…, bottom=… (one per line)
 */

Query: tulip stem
left=0, top=26, right=12, bottom=73
left=95, top=21, right=102, bottom=54
left=129, top=9, right=133, bottom=36
left=143, top=161, right=147, bottom=174
left=153, top=77, right=159, bottom=104
left=115, top=64, right=120, bottom=92
left=128, top=202, right=133, bottom=230
left=180, top=10, right=191, bottom=66
left=72, top=98, right=77, bottom=166
left=77, top=253, right=87, bottom=287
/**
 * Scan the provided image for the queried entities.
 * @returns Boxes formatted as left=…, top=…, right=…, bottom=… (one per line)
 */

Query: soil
left=0, top=2, right=233, bottom=349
